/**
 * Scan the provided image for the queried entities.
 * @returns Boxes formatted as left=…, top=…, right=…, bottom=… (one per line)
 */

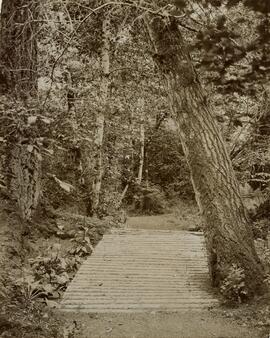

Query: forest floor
left=55, top=209, right=270, bottom=338
left=57, top=308, right=269, bottom=338
left=0, top=201, right=270, bottom=338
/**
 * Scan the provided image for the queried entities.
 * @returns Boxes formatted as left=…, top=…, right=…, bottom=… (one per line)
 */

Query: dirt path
left=58, top=215, right=267, bottom=338
left=60, top=310, right=265, bottom=338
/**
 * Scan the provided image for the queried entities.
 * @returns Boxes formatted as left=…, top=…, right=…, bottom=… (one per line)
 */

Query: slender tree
left=91, top=16, right=111, bottom=212
left=80, top=15, right=112, bottom=216
left=137, top=98, right=145, bottom=185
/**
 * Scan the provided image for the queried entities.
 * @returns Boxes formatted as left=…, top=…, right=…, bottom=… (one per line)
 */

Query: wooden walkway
left=60, top=228, right=218, bottom=313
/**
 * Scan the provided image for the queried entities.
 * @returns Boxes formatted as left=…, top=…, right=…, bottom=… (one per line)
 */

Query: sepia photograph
left=0, top=0, right=270, bottom=337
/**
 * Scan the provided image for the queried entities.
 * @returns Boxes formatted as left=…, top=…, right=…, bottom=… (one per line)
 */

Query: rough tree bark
left=0, top=0, right=37, bottom=97
left=149, top=18, right=266, bottom=297
left=0, top=0, right=41, bottom=221
left=0, top=0, right=41, bottom=298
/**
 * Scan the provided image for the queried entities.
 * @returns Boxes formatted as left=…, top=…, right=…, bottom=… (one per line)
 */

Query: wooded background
left=0, top=1, right=270, bottom=336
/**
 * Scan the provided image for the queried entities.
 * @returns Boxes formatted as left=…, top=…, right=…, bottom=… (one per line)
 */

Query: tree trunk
left=0, top=0, right=37, bottom=97
left=90, top=17, right=111, bottom=214
left=0, top=0, right=41, bottom=221
left=92, top=114, right=105, bottom=212
left=0, top=0, right=40, bottom=298
left=149, top=18, right=266, bottom=297
left=7, top=141, right=42, bottom=221
left=137, top=98, right=145, bottom=185
left=82, top=16, right=110, bottom=215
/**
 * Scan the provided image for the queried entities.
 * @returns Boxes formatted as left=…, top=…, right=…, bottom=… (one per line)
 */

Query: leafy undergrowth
left=217, top=237, right=270, bottom=305
left=0, top=209, right=122, bottom=338
left=217, top=238, right=270, bottom=335
left=214, top=292, right=270, bottom=337
left=1, top=203, right=270, bottom=337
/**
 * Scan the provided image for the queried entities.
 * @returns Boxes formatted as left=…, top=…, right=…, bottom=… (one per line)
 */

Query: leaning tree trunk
left=0, top=0, right=41, bottom=221
left=149, top=18, right=266, bottom=297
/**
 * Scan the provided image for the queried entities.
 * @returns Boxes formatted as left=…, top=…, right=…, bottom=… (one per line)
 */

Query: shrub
left=132, top=183, right=167, bottom=215
left=220, top=264, right=248, bottom=303
left=146, top=126, right=193, bottom=200
left=252, top=219, right=270, bottom=239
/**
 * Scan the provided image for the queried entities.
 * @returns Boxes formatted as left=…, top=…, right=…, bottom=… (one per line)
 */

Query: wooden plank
left=60, top=229, right=218, bottom=313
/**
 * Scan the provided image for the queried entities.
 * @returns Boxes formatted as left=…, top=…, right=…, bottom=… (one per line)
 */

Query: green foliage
left=220, top=264, right=248, bottom=303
